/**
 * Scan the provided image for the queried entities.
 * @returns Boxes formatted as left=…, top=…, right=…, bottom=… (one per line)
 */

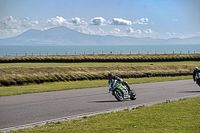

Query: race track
left=0, top=79, right=200, bottom=131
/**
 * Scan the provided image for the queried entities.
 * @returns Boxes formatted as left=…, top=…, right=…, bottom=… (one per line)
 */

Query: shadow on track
left=179, top=90, right=200, bottom=93
left=89, top=100, right=119, bottom=103
left=89, top=99, right=131, bottom=103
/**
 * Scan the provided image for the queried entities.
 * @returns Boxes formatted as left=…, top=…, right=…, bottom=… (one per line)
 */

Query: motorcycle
left=109, top=80, right=136, bottom=101
left=196, top=80, right=200, bottom=87
left=195, top=72, right=200, bottom=87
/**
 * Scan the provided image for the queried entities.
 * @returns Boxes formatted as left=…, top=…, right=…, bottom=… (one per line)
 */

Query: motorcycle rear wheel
left=130, top=90, right=136, bottom=100
left=113, top=89, right=124, bottom=101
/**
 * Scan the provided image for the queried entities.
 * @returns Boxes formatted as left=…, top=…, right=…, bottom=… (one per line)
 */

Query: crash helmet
left=194, top=67, right=198, bottom=71
left=108, top=73, right=114, bottom=79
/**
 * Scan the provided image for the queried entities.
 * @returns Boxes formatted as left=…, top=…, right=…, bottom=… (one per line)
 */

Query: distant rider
left=108, top=73, right=130, bottom=91
left=193, top=67, right=200, bottom=86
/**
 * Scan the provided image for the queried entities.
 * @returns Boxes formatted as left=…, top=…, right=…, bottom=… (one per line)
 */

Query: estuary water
left=0, top=44, right=200, bottom=57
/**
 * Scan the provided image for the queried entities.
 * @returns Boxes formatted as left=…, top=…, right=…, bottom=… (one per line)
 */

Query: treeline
left=0, top=54, right=200, bottom=63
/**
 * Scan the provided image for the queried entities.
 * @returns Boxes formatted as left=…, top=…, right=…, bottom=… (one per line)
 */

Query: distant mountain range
left=0, top=26, right=200, bottom=45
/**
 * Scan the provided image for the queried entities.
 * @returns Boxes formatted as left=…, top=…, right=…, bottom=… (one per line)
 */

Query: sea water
left=0, top=44, right=199, bottom=57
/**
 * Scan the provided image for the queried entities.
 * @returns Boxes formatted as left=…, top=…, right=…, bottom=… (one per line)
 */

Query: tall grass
left=0, top=53, right=200, bottom=63
left=0, top=62, right=199, bottom=87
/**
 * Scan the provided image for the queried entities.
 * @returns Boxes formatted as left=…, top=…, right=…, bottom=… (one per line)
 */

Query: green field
left=6, top=96, right=200, bottom=133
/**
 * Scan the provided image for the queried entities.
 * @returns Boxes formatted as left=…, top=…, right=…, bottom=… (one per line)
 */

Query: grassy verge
left=0, top=76, right=192, bottom=96
left=1, top=53, right=200, bottom=63
left=0, top=61, right=199, bottom=86
left=6, top=96, right=200, bottom=133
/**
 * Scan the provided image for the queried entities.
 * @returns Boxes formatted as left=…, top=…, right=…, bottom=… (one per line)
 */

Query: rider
left=108, top=73, right=130, bottom=91
left=193, top=67, right=200, bottom=84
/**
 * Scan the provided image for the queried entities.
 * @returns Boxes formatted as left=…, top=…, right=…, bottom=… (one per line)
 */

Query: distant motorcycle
left=109, top=80, right=136, bottom=101
left=195, top=73, right=200, bottom=87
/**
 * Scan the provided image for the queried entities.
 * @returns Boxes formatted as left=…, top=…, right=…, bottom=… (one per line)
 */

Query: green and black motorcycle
left=109, top=80, right=136, bottom=101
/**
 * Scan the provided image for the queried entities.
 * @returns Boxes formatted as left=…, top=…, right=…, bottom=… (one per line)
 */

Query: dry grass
left=0, top=61, right=199, bottom=84
left=0, top=53, right=200, bottom=63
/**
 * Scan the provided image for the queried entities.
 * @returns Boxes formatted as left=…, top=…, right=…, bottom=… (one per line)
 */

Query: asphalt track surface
left=1, top=79, right=200, bottom=131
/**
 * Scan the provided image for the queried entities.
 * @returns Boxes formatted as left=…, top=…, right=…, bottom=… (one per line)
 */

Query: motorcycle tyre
left=198, top=82, right=200, bottom=87
left=130, top=89, right=136, bottom=100
left=113, top=89, right=124, bottom=101
left=196, top=79, right=200, bottom=87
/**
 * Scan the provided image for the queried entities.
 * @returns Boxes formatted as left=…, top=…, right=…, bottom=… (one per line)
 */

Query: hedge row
left=0, top=72, right=192, bottom=87
left=0, top=54, right=200, bottom=63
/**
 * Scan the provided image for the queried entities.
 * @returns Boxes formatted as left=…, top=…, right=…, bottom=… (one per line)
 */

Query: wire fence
left=2, top=50, right=199, bottom=57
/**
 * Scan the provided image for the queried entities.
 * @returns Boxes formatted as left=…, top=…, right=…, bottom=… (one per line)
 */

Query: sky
left=0, top=0, right=200, bottom=39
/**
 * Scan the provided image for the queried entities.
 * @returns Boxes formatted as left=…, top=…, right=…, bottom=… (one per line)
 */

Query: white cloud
left=90, top=17, right=106, bottom=25
left=112, top=18, right=132, bottom=25
left=164, top=32, right=192, bottom=39
left=143, top=29, right=161, bottom=38
left=97, top=28, right=104, bottom=34
left=133, top=30, right=142, bottom=37
left=133, top=17, right=148, bottom=25
left=46, top=16, right=68, bottom=26
left=0, top=16, right=39, bottom=29
left=70, top=17, right=87, bottom=25
left=74, top=25, right=95, bottom=34
left=126, top=27, right=134, bottom=34
left=144, top=29, right=153, bottom=34
left=110, top=28, right=120, bottom=34
left=71, top=17, right=81, bottom=24
left=0, top=16, right=198, bottom=39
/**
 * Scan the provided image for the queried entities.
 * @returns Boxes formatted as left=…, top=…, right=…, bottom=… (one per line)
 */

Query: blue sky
left=0, top=0, right=200, bottom=39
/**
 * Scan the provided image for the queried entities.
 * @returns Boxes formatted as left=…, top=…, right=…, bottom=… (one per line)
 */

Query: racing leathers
left=108, top=76, right=130, bottom=91
left=193, top=70, right=200, bottom=87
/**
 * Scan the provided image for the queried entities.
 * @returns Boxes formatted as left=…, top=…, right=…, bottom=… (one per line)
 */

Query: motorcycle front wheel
left=113, top=89, right=124, bottom=101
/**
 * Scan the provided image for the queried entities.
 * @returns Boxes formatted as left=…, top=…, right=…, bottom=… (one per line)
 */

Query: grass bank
left=0, top=76, right=192, bottom=96
left=6, top=96, right=200, bottom=133
left=1, top=53, right=200, bottom=63
left=0, top=61, right=199, bottom=87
